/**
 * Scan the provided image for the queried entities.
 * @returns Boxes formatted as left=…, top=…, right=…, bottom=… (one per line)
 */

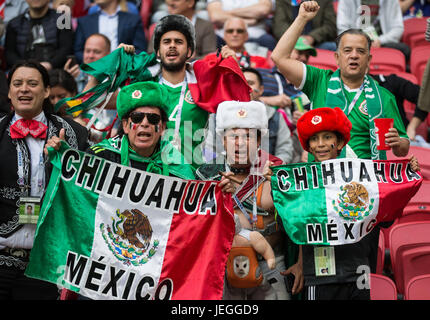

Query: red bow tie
left=10, top=119, right=48, bottom=139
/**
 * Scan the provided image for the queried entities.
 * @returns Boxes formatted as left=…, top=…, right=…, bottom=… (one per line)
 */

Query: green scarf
left=55, top=49, right=159, bottom=114
left=95, top=136, right=196, bottom=180
left=325, top=70, right=386, bottom=160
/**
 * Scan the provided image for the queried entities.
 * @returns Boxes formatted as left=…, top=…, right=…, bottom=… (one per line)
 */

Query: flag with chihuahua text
left=25, top=143, right=235, bottom=300
left=271, top=159, right=422, bottom=245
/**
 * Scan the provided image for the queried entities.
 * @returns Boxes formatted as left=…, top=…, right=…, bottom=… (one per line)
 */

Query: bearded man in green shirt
left=271, top=0, right=410, bottom=161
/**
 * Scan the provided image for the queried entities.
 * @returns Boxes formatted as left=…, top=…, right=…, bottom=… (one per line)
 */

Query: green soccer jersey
left=300, top=65, right=408, bottom=159
left=160, top=81, right=209, bottom=169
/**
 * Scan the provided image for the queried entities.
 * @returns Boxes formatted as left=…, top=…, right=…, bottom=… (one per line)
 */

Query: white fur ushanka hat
left=215, top=101, right=268, bottom=135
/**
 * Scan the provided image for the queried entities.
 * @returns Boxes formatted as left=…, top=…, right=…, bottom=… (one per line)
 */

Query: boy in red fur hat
left=264, top=107, right=419, bottom=300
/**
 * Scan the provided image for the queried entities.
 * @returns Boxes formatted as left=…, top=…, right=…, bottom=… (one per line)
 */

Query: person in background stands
left=5, top=0, right=73, bottom=71
left=147, top=0, right=217, bottom=61
left=73, top=0, right=147, bottom=64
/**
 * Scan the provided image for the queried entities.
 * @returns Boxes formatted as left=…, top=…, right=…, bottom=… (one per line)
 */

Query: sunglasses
left=225, top=28, right=246, bottom=34
left=129, top=112, right=161, bottom=125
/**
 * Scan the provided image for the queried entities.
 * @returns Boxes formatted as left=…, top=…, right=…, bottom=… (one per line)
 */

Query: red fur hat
left=297, top=107, right=352, bottom=152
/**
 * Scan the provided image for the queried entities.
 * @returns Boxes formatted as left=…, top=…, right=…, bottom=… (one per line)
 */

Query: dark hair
left=48, top=69, right=78, bottom=95
left=241, top=67, right=263, bottom=86
left=8, top=60, right=50, bottom=88
left=153, top=15, right=195, bottom=56
left=335, top=28, right=372, bottom=52
left=7, top=60, right=54, bottom=114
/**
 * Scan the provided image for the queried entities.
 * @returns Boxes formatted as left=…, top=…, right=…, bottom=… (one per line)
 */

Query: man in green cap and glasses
left=46, top=81, right=195, bottom=180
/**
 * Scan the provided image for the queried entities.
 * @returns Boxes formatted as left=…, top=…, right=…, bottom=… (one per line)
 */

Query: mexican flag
left=271, top=158, right=422, bottom=246
left=56, top=49, right=250, bottom=116
left=25, top=143, right=235, bottom=300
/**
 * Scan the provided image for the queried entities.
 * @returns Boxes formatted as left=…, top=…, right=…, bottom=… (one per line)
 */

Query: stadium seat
left=308, top=49, right=337, bottom=71
left=405, top=274, right=430, bottom=300
left=401, top=245, right=430, bottom=296
left=410, top=46, right=430, bottom=85
left=370, top=274, right=398, bottom=300
left=402, top=17, right=428, bottom=48
left=369, top=47, right=406, bottom=73
left=376, top=229, right=385, bottom=274
left=379, top=180, right=430, bottom=256
left=409, top=33, right=430, bottom=50
left=386, top=146, right=430, bottom=181
left=389, top=221, right=430, bottom=294
left=402, top=180, right=430, bottom=216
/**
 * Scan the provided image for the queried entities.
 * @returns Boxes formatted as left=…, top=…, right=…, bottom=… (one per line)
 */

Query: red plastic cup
left=374, top=118, right=394, bottom=150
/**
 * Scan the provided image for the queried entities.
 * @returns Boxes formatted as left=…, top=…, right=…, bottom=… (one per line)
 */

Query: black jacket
left=0, top=112, right=88, bottom=238
left=5, top=9, right=74, bottom=69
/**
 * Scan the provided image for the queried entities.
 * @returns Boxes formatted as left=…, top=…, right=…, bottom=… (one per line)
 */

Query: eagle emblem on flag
left=100, top=209, right=159, bottom=266
left=332, top=182, right=375, bottom=221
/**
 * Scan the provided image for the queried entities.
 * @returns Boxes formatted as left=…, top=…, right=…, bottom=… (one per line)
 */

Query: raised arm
left=271, top=1, right=320, bottom=88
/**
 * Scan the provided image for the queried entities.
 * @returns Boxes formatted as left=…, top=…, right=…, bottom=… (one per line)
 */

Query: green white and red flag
left=25, top=143, right=235, bottom=300
left=271, top=158, right=423, bottom=245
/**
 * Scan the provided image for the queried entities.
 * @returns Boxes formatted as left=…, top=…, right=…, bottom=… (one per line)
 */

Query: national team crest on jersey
left=184, top=90, right=195, bottom=104
left=358, top=100, right=368, bottom=115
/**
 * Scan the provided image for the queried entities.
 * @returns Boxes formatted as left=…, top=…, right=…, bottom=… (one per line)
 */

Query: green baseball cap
left=295, top=37, right=317, bottom=56
left=116, top=81, right=170, bottom=120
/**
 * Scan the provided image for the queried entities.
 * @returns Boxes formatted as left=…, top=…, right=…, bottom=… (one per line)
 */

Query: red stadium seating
left=389, top=221, right=430, bottom=294
left=405, top=274, right=430, bottom=300
left=410, top=46, right=430, bottom=85
left=402, top=180, right=430, bottom=216
left=369, top=47, right=406, bottom=73
left=401, top=246, right=430, bottom=296
left=379, top=180, right=430, bottom=257
left=402, top=17, right=429, bottom=48
left=308, top=49, right=337, bottom=71
left=370, top=274, right=398, bottom=300
left=409, top=33, right=430, bottom=50
left=386, top=146, right=430, bottom=181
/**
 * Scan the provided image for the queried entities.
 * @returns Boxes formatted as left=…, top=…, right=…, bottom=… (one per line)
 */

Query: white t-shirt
left=207, top=0, right=275, bottom=39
